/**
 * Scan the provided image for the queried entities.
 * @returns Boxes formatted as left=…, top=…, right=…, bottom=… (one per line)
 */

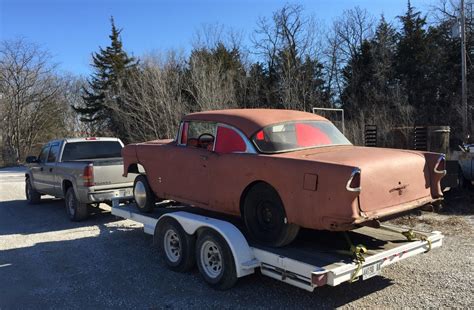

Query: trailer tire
left=65, top=187, right=88, bottom=221
left=196, top=229, right=237, bottom=290
left=157, top=217, right=195, bottom=272
left=243, top=183, right=300, bottom=247
left=25, top=177, right=41, bottom=204
left=133, top=174, right=155, bottom=213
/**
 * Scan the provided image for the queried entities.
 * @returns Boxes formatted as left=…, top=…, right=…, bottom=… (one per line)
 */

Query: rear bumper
left=87, top=187, right=134, bottom=203
left=320, top=196, right=442, bottom=231
left=357, top=196, right=442, bottom=222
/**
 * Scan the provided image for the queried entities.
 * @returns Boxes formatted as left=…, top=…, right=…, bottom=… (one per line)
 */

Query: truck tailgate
left=91, top=158, right=134, bottom=190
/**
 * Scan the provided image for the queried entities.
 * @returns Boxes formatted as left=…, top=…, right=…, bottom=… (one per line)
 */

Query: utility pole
left=461, top=0, right=469, bottom=138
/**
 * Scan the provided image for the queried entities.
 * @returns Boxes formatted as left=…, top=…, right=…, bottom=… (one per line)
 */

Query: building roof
left=182, top=109, right=328, bottom=137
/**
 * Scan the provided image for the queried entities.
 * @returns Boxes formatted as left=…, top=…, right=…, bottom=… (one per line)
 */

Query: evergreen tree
left=74, top=17, right=138, bottom=137
left=395, top=1, right=430, bottom=124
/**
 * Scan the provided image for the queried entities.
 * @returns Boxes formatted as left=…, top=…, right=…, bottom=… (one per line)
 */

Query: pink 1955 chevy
left=122, top=109, right=445, bottom=247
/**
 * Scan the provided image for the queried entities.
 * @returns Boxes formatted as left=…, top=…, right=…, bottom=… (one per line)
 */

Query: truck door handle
left=200, top=155, right=208, bottom=161
left=49, top=168, right=53, bottom=172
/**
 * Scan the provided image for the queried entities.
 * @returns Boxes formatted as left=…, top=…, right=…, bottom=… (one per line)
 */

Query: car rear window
left=252, top=120, right=351, bottom=153
left=61, top=141, right=123, bottom=161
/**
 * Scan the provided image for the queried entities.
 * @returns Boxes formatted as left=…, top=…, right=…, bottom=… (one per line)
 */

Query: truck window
left=61, top=141, right=123, bottom=161
left=47, top=143, right=60, bottom=163
left=38, top=145, right=50, bottom=163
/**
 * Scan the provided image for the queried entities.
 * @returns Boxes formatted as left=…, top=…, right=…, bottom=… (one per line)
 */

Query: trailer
left=111, top=198, right=443, bottom=291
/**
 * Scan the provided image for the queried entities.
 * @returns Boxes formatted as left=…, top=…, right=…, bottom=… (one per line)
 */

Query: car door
left=43, top=142, right=61, bottom=196
left=209, top=124, right=255, bottom=213
left=31, top=144, right=50, bottom=193
left=163, top=121, right=216, bottom=205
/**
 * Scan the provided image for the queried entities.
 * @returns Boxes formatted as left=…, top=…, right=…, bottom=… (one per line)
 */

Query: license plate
left=362, top=262, right=381, bottom=280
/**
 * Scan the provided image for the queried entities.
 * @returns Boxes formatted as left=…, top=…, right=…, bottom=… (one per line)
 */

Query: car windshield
left=62, top=141, right=123, bottom=161
left=251, top=120, right=351, bottom=153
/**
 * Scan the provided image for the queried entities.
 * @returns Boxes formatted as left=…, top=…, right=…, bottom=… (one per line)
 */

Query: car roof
left=182, top=109, right=328, bottom=137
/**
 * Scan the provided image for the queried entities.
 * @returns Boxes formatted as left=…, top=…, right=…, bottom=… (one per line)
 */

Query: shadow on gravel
left=0, top=221, right=147, bottom=309
left=0, top=198, right=122, bottom=235
left=441, top=188, right=474, bottom=215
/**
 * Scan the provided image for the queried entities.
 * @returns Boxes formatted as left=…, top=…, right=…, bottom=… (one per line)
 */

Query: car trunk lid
left=287, top=146, right=432, bottom=213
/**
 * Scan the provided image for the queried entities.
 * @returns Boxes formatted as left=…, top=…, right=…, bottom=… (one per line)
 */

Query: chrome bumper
left=87, top=187, right=133, bottom=203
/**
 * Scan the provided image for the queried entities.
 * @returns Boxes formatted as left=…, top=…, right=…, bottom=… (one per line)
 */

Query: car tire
left=25, top=177, right=41, bottom=204
left=243, top=182, right=300, bottom=247
left=133, top=174, right=155, bottom=213
left=65, top=187, right=89, bottom=221
left=196, top=229, right=238, bottom=290
left=156, top=217, right=195, bottom=272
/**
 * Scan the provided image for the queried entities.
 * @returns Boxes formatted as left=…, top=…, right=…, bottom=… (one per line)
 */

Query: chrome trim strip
left=434, top=155, right=447, bottom=175
left=217, top=123, right=257, bottom=154
left=346, top=168, right=361, bottom=192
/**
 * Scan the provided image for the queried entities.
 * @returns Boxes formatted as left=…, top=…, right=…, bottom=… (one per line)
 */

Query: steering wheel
left=198, top=133, right=215, bottom=149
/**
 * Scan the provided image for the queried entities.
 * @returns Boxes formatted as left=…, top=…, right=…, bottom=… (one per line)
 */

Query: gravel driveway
left=1, top=167, right=473, bottom=308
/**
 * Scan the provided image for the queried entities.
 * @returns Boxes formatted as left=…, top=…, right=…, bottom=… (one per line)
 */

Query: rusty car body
left=122, top=109, right=446, bottom=246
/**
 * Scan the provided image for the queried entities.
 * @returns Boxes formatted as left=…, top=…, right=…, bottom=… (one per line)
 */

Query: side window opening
left=38, top=146, right=50, bottom=163
left=186, top=121, right=217, bottom=150
left=215, top=126, right=246, bottom=154
left=47, top=143, right=60, bottom=163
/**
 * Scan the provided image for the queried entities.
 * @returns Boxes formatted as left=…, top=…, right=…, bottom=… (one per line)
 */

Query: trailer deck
left=111, top=200, right=443, bottom=291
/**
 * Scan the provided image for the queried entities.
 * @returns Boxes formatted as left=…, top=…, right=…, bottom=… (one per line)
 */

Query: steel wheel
left=164, top=229, right=181, bottom=263
left=243, top=182, right=300, bottom=247
left=156, top=217, right=195, bottom=272
left=196, top=229, right=237, bottom=290
left=200, top=240, right=223, bottom=279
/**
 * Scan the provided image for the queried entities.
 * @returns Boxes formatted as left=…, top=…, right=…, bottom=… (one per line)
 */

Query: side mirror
left=25, top=156, right=38, bottom=164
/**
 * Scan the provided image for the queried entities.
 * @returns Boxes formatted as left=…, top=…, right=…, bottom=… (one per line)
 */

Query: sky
left=0, top=0, right=434, bottom=76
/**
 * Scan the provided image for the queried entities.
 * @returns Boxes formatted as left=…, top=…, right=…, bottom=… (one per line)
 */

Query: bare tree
left=252, top=4, right=326, bottom=111
left=323, top=7, right=375, bottom=103
left=0, top=39, right=66, bottom=163
left=112, top=51, right=188, bottom=142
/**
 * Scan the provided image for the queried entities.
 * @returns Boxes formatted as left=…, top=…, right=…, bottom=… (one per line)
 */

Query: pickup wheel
left=133, top=175, right=155, bottom=213
left=156, top=217, right=195, bottom=272
left=65, top=187, right=89, bottom=221
left=196, top=229, right=237, bottom=290
left=243, top=183, right=300, bottom=247
left=25, top=178, right=41, bottom=204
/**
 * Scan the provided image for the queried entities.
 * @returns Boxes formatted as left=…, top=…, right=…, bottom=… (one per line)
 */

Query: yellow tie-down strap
left=402, top=230, right=432, bottom=252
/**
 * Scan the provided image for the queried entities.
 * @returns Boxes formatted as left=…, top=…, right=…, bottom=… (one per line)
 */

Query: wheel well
left=127, top=163, right=146, bottom=175
left=62, top=180, right=73, bottom=195
left=239, top=180, right=274, bottom=217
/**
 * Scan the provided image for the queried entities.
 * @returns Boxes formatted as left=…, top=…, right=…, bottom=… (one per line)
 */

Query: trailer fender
left=157, top=211, right=258, bottom=278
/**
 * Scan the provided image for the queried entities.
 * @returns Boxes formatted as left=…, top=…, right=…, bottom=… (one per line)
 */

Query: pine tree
left=74, top=17, right=138, bottom=137
left=395, top=1, right=430, bottom=124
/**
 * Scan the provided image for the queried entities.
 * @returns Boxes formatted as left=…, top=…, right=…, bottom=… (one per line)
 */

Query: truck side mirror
left=25, top=156, right=38, bottom=163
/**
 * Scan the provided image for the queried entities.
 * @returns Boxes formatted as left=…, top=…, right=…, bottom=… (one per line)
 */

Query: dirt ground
left=1, top=166, right=473, bottom=309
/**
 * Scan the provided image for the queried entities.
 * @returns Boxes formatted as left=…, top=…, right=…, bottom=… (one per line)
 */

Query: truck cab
left=25, top=137, right=135, bottom=221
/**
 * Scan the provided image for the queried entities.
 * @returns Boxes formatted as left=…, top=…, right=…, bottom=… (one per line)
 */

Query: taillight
left=434, top=155, right=447, bottom=175
left=311, top=272, right=328, bottom=286
left=346, top=168, right=361, bottom=192
left=83, top=164, right=95, bottom=187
